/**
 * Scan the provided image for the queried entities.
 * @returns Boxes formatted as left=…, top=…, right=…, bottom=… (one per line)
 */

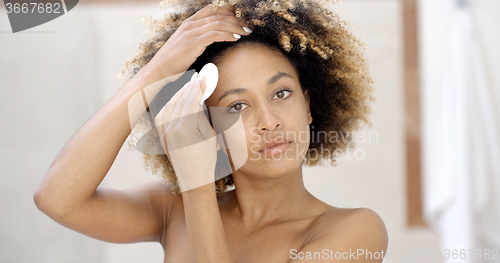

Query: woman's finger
left=154, top=74, right=195, bottom=156
left=193, top=19, right=250, bottom=39
left=155, top=76, right=192, bottom=128
left=179, top=76, right=205, bottom=120
left=187, top=4, right=235, bottom=21
left=171, top=72, right=198, bottom=121
left=196, top=30, right=243, bottom=47
left=195, top=78, right=216, bottom=136
left=187, top=14, right=249, bottom=32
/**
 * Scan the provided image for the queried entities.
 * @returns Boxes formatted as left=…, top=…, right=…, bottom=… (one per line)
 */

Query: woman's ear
left=304, top=89, right=313, bottom=125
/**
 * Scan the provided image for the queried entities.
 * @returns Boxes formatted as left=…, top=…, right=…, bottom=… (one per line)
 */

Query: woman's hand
left=146, top=4, right=252, bottom=81
left=154, top=71, right=220, bottom=192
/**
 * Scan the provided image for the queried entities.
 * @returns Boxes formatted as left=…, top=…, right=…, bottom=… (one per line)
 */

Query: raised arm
left=33, top=64, right=176, bottom=243
left=33, top=3, right=251, bottom=244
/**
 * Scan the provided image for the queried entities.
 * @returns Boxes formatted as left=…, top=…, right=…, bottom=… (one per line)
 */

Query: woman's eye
left=273, top=89, right=293, bottom=100
left=227, top=89, right=292, bottom=113
left=227, top=102, right=248, bottom=113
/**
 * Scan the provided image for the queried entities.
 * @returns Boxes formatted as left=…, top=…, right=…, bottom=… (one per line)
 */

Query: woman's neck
left=221, top=166, right=316, bottom=228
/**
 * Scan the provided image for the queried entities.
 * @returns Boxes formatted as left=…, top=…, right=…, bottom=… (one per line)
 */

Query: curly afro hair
left=117, top=0, right=375, bottom=195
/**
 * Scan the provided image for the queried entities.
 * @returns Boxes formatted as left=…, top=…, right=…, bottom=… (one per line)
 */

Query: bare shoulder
left=312, top=207, right=386, bottom=230
left=306, top=207, right=388, bottom=254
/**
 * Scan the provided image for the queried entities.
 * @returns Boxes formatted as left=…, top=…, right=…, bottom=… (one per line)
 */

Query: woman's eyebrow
left=217, top=88, right=248, bottom=104
left=268, top=71, right=293, bottom=85
left=216, top=72, right=293, bottom=103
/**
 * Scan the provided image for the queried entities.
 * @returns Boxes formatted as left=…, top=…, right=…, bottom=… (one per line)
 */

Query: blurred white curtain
left=422, top=1, right=500, bottom=262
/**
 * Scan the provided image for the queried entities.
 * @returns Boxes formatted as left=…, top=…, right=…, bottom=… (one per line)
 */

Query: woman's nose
left=255, top=101, right=283, bottom=133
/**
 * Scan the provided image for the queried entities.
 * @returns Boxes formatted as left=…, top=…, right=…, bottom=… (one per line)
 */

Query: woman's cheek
left=221, top=115, right=248, bottom=170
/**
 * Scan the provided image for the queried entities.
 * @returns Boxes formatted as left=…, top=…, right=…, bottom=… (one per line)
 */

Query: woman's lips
left=259, top=141, right=291, bottom=157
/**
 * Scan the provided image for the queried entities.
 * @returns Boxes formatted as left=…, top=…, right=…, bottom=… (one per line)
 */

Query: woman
left=34, top=0, right=388, bottom=262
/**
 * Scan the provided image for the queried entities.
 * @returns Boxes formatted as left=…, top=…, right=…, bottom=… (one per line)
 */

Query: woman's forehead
left=215, top=45, right=298, bottom=84
left=216, top=43, right=290, bottom=67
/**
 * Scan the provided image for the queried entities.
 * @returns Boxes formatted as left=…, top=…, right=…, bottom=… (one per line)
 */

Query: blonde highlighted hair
left=118, top=0, right=375, bottom=195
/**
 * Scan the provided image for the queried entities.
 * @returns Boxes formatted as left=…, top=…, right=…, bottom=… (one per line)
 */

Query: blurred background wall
left=0, top=0, right=498, bottom=262
left=419, top=0, right=500, bottom=262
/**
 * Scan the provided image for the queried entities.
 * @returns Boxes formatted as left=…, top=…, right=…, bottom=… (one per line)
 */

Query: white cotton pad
left=198, top=63, right=219, bottom=105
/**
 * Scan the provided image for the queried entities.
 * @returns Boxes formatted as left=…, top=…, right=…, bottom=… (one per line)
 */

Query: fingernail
left=233, top=33, right=241, bottom=39
left=243, top=27, right=252, bottom=33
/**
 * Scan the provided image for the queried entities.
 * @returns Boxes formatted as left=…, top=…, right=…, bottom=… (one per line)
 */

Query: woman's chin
left=233, top=157, right=303, bottom=179
left=227, top=143, right=308, bottom=178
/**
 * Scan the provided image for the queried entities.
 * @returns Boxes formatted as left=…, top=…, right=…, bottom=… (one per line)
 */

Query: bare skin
left=34, top=4, right=388, bottom=263
left=33, top=3, right=251, bottom=244
left=162, top=187, right=385, bottom=262
left=158, top=43, right=388, bottom=262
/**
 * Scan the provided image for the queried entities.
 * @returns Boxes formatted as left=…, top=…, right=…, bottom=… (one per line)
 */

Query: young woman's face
left=205, top=43, right=313, bottom=179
